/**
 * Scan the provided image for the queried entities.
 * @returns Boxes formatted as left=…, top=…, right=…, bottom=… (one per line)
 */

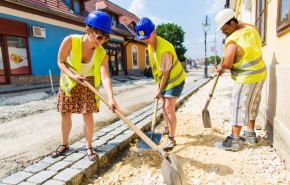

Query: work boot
left=239, top=130, right=257, bottom=144
left=214, top=136, right=240, bottom=151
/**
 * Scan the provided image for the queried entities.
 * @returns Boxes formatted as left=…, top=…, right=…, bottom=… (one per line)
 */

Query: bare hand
left=72, top=74, right=86, bottom=86
left=154, top=91, right=162, bottom=99
left=217, top=67, right=226, bottom=76
left=108, top=98, right=124, bottom=114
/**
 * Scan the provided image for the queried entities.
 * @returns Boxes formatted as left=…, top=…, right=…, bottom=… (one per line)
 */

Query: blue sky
left=109, top=0, right=226, bottom=60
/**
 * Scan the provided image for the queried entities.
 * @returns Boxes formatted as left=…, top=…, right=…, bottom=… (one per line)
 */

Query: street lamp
left=202, top=15, right=210, bottom=78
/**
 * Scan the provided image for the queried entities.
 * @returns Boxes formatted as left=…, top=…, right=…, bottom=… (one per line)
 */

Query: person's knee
left=164, top=104, right=175, bottom=115
left=61, top=113, right=72, bottom=119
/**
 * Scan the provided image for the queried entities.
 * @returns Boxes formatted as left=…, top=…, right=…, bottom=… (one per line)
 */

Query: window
left=277, top=0, right=290, bottom=36
left=111, top=16, right=116, bottom=27
left=6, top=36, right=30, bottom=75
left=145, top=48, right=150, bottom=67
left=73, top=1, right=80, bottom=15
left=255, top=0, right=266, bottom=44
left=132, top=45, right=138, bottom=69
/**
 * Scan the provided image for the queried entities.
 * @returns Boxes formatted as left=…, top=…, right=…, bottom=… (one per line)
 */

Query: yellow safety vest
left=59, top=34, right=106, bottom=107
left=224, top=26, right=267, bottom=84
left=148, top=36, right=186, bottom=91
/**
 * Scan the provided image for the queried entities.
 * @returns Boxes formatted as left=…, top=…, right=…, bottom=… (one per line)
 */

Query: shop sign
left=104, top=41, right=123, bottom=50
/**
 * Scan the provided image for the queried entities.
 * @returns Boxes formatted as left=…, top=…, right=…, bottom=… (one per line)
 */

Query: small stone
left=255, top=125, right=262, bottom=130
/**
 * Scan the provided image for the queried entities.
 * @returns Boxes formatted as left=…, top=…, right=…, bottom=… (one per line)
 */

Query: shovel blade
left=161, top=154, right=188, bottom=185
left=202, top=109, right=212, bottom=128
left=136, top=132, right=162, bottom=150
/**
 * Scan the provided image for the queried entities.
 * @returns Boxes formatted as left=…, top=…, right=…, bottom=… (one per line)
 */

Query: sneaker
left=214, top=136, right=240, bottom=151
left=239, top=130, right=257, bottom=144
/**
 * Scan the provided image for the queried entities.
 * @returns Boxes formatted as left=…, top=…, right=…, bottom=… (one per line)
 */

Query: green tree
left=156, top=23, right=187, bottom=62
left=208, top=55, right=221, bottom=64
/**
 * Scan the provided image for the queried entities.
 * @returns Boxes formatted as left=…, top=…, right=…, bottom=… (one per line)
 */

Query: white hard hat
left=215, top=9, right=237, bottom=31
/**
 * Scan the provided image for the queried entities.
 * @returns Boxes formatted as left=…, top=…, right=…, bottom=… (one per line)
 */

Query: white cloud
left=206, top=0, right=224, bottom=14
left=127, top=0, right=171, bottom=25
left=128, top=0, right=147, bottom=16
left=148, top=15, right=172, bottom=25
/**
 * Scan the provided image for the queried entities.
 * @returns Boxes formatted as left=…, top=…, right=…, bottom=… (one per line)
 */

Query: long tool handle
left=66, top=64, right=166, bottom=158
left=204, top=57, right=224, bottom=109
left=150, top=98, right=159, bottom=139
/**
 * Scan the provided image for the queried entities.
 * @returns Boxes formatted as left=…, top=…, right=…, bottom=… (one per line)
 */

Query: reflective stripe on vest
left=61, top=72, right=71, bottom=94
left=232, top=56, right=262, bottom=70
left=158, top=58, right=183, bottom=88
left=231, top=65, right=266, bottom=76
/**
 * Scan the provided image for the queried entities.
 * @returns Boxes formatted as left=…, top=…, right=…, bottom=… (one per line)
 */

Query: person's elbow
left=222, top=63, right=232, bottom=70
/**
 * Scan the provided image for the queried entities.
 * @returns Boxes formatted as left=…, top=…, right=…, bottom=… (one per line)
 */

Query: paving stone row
left=1, top=74, right=215, bottom=185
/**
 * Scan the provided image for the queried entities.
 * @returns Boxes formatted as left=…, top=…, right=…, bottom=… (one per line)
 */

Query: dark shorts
left=161, top=80, right=185, bottom=98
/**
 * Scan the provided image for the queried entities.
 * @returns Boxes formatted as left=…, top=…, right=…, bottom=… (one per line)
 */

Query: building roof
left=85, top=0, right=138, bottom=37
left=10, top=0, right=86, bottom=22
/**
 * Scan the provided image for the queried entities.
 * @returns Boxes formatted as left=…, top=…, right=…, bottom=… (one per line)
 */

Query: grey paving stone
left=108, top=137, right=128, bottom=151
left=98, top=134, right=115, bottom=142
left=47, top=161, right=73, bottom=172
left=93, top=132, right=106, bottom=137
left=69, top=142, right=86, bottom=149
left=63, top=153, right=86, bottom=162
left=27, top=171, right=57, bottom=184
left=42, top=180, right=66, bottom=185
left=79, top=136, right=98, bottom=143
left=18, top=182, right=36, bottom=185
left=113, top=121, right=124, bottom=126
left=136, top=123, right=146, bottom=131
left=2, top=171, right=33, bottom=185
left=92, top=139, right=107, bottom=148
left=123, top=130, right=137, bottom=140
left=41, top=156, right=65, bottom=164
left=23, top=162, right=50, bottom=173
left=96, top=144, right=118, bottom=159
left=115, top=126, right=129, bottom=132
left=109, top=130, right=125, bottom=136
left=96, top=151, right=109, bottom=168
left=71, top=157, right=99, bottom=178
left=53, top=168, right=83, bottom=185
left=106, top=124, right=120, bottom=130
left=63, top=148, right=77, bottom=156
left=99, top=127, right=116, bottom=133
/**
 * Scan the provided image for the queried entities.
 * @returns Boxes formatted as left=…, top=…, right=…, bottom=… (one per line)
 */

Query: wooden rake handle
left=65, top=64, right=165, bottom=157
left=204, top=57, right=224, bottom=109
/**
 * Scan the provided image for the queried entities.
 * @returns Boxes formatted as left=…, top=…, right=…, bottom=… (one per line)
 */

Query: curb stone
left=1, top=74, right=215, bottom=185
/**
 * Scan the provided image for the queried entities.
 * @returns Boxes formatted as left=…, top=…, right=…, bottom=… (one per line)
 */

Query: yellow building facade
left=124, top=41, right=150, bottom=75
left=227, top=0, right=290, bottom=168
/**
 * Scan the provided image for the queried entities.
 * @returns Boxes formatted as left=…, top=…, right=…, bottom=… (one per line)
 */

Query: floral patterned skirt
left=56, top=76, right=99, bottom=114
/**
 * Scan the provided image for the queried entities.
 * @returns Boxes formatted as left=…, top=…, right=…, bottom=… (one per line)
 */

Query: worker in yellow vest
left=51, top=11, right=123, bottom=160
left=214, top=9, right=267, bottom=151
left=136, top=17, right=186, bottom=151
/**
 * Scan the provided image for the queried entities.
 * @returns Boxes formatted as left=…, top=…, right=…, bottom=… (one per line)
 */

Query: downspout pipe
left=123, top=36, right=134, bottom=75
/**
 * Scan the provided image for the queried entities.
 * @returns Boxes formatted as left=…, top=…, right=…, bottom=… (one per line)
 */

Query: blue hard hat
left=136, top=17, right=155, bottom=39
left=84, top=10, right=114, bottom=34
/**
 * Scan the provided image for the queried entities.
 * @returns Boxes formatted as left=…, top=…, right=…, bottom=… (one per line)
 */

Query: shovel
left=66, top=64, right=188, bottom=185
left=136, top=97, right=162, bottom=150
left=202, top=57, right=224, bottom=128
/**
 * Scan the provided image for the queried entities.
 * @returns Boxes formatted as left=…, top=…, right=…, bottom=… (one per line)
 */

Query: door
left=0, top=34, right=9, bottom=84
left=109, top=49, right=118, bottom=76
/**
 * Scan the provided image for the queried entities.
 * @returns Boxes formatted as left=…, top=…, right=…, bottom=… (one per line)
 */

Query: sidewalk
left=0, top=73, right=214, bottom=185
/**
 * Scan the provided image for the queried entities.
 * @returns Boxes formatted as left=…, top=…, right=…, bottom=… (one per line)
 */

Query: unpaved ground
left=0, top=69, right=207, bottom=181
left=86, top=73, right=290, bottom=185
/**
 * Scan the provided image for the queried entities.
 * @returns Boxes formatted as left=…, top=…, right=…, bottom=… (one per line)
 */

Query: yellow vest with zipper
left=59, top=34, right=106, bottom=107
left=224, top=26, right=267, bottom=84
left=148, top=36, right=186, bottom=91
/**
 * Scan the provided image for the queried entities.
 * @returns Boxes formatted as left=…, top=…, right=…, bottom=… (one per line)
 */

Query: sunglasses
left=92, top=31, right=109, bottom=42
